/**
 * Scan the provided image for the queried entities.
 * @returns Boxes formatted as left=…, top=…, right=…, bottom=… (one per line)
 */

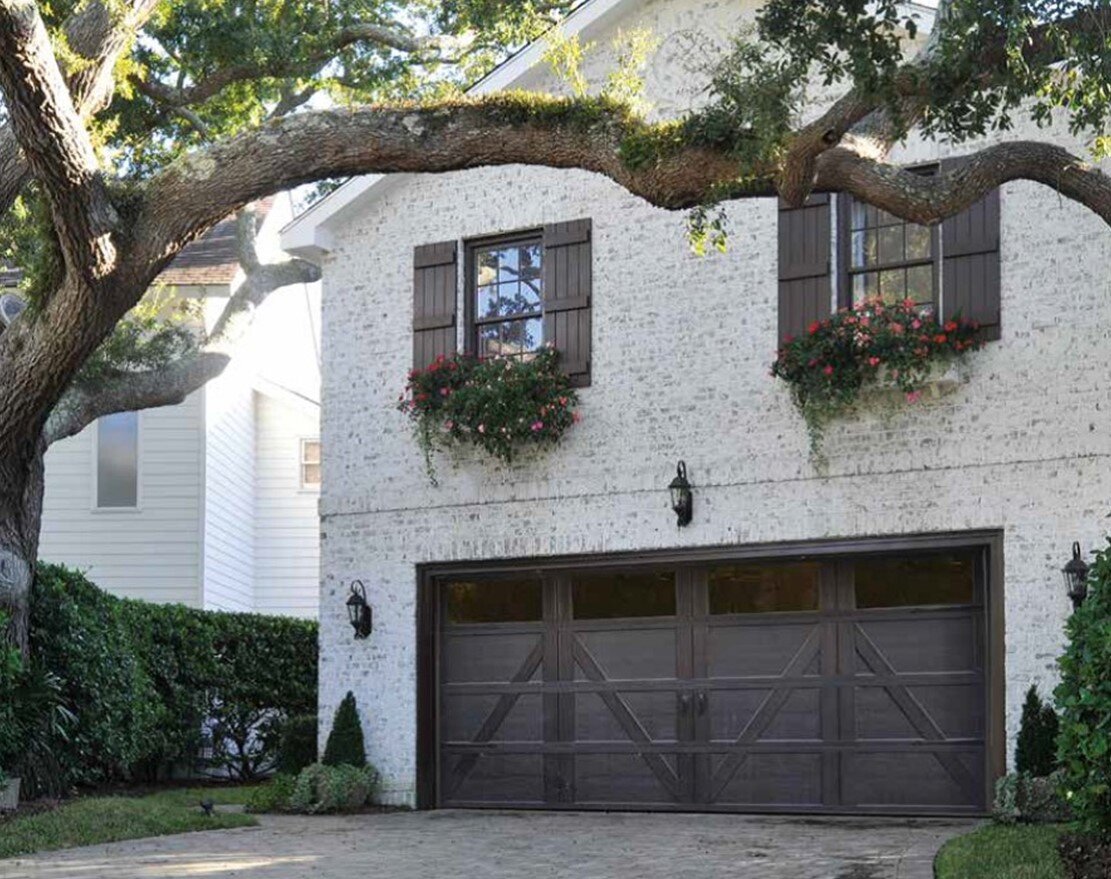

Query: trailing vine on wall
left=771, top=297, right=984, bottom=462
left=398, top=347, right=580, bottom=483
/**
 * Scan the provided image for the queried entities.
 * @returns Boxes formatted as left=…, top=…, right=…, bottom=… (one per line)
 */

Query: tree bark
left=0, top=439, right=44, bottom=655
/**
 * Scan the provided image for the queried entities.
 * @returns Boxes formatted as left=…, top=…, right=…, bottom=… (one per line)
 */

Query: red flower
left=808, top=321, right=821, bottom=335
left=944, top=321, right=958, bottom=333
left=933, top=334, right=948, bottom=344
left=822, top=365, right=834, bottom=376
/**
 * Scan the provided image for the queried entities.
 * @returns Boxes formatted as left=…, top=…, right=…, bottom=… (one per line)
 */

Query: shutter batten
left=778, top=194, right=832, bottom=341
left=941, top=157, right=1002, bottom=340
left=542, top=219, right=592, bottom=387
left=413, top=240, right=458, bottom=368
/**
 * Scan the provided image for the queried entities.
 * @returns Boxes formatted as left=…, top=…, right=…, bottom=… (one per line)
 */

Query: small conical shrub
left=1015, top=685, right=1059, bottom=777
left=322, top=691, right=366, bottom=767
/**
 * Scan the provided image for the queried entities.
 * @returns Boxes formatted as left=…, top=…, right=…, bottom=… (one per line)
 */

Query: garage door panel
left=707, top=622, right=820, bottom=677
left=573, top=628, right=677, bottom=681
left=443, top=753, right=545, bottom=805
left=441, top=632, right=543, bottom=684
left=709, top=688, right=822, bottom=741
left=853, top=616, right=979, bottom=674
left=842, top=750, right=983, bottom=810
left=442, top=693, right=544, bottom=743
left=575, top=753, right=682, bottom=804
left=575, top=690, right=679, bottom=742
left=709, top=753, right=823, bottom=807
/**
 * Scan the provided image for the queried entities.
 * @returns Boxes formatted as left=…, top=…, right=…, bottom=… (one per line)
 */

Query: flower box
left=0, top=776, right=20, bottom=812
left=868, top=362, right=965, bottom=402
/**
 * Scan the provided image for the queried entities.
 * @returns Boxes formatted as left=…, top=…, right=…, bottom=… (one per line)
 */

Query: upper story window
left=96, top=411, right=138, bottom=508
left=471, top=237, right=543, bottom=358
left=412, top=220, right=593, bottom=387
left=845, top=200, right=936, bottom=312
left=777, top=162, right=1001, bottom=343
left=300, top=438, right=321, bottom=489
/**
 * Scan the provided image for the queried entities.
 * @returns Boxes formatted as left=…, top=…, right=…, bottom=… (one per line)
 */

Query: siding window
left=300, top=438, right=321, bottom=489
left=96, top=412, right=138, bottom=508
left=469, top=236, right=544, bottom=358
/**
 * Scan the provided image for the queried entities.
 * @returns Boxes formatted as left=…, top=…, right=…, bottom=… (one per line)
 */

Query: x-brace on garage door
left=434, top=550, right=988, bottom=814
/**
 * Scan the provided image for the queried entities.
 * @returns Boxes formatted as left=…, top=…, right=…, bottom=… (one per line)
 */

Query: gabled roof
left=0, top=197, right=276, bottom=291
left=280, top=0, right=938, bottom=261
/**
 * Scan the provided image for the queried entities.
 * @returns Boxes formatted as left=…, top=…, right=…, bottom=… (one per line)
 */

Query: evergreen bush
left=1015, top=685, right=1060, bottom=777
left=288, top=763, right=379, bottom=813
left=278, top=715, right=319, bottom=775
left=322, top=692, right=366, bottom=767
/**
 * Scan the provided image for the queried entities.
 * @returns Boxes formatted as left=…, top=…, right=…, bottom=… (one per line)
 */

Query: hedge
left=20, top=564, right=318, bottom=794
left=1057, top=539, right=1111, bottom=837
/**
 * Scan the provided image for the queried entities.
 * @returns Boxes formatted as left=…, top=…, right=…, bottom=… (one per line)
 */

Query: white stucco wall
left=308, top=0, right=1111, bottom=804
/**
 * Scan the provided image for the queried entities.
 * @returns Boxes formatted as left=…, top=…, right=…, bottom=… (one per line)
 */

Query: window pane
left=301, top=464, right=322, bottom=486
left=477, top=285, right=498, bottom=319
left=906, top=264, right=934, bottom=305
left=444, top=578, right=543, bottom=624
left=708, top=562, right=820, bottom=614
left=477, top=251, right=499, bottom=287
left=854, top=554, right=977, bottom=608
left=877, top=269, right=906, bottom=303
left=498, top=318, right=543, bottom=356
left=906, top=224, right=931, bottom=260
left=97, top=411, right=138, bottom=508
left=853, top=272, right=878, bottom=301
left=573, top=571, right=676, bottom=619
left=878, top=225, right=904, bottom=264
left=477, top=323, right=501, bottom=358
left=851, top=200, right=873, bottom=231
left=302, top=440, right=321, bottom=464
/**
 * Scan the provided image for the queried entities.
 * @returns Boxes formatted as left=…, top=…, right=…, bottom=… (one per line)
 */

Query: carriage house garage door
left=424, top=537, right=1002, bottom=816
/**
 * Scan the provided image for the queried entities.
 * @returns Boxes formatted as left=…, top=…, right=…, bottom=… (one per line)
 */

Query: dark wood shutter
left=941, top=158, right=1001, bottom=340
left=778, top=194, right=832, bottom=342
left=542, top=219, right=592, bottom=387
left=413, top=240, right=458, bottom=369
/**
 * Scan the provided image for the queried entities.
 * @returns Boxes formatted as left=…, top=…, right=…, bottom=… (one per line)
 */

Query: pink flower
left=444, top=420, right=454, bottom=430
left=439, top=387, right=449, bottom=396
left=905, top=391, right=922, bottom=404
left=867, top=356, right=881, bottom=367
left=911, top=319, right=922, bottom=330
left=477, top=424, right=486, bottom=434
left=823, top=365, right=834, bottom=376
left=531, top=421, right=544, bottom=432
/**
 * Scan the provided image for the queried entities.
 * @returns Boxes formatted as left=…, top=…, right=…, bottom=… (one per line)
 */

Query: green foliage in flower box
left=398, top=347, right=580, bottom=482
left=771, top=297, right=984, bottom=461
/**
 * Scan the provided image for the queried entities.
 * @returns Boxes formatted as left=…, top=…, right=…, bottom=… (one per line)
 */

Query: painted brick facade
left=303, top=0, right=1111, bottom=805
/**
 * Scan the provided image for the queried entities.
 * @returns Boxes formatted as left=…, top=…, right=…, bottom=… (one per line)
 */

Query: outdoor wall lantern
left=346, top=580, right=373, bottom=639
left=669, top=461, right=693, bottom=528
left=1063, top=542, right=1091, bottom=611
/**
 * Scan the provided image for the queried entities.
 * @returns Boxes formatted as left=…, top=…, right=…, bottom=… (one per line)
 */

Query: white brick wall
left=312, top=0, right=1111, bottom=805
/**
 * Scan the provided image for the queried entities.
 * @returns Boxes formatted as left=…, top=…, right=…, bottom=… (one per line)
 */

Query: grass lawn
left=935, top=824, right=1066, bottom=879
left=0, top=785, right=261, bottom=859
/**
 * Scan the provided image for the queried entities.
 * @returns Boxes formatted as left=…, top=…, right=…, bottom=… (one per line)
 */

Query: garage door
left=436, top=550, right=988, bottom=814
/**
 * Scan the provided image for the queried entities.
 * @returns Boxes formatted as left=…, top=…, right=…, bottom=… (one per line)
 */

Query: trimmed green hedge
left=1057, top=540, right=1111, bottom=837
left=23, top=564, right=318, bottom=794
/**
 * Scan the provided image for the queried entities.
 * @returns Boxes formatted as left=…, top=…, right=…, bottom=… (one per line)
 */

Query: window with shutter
left=779, top=163, right=1001, bottom=343
left=462, top=220, right=592, bottom=387
left=412, top=240, right=458, bottom=369
left=778, top=194, right=832, bottom=341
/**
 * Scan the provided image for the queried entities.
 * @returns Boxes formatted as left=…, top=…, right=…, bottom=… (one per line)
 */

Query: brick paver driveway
left=0, top=810, right=978, bottom=879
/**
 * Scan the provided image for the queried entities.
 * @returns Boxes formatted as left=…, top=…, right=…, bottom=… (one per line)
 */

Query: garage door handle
left=696, top=691, right=708, bottom=716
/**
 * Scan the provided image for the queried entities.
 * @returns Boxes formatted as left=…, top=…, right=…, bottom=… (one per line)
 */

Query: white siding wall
left=202, top=357, right=256, bottom=612
left=40, top=391, right=205, bottom=606
left=253, top=392, right=320, bottom=618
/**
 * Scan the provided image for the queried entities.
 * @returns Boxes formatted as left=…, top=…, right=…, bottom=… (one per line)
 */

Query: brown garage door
left=436, top=550, right=987, bottom=814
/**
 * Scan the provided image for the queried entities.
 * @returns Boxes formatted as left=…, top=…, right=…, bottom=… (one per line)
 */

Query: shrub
left=29, top=564, right=318, bottom=789
left=322, top=692, right=366, bottom=768
left=278, top=715, right=318, bottom=775
left=771, top=297, right=983, bottom=459
left=287, top=763, right=379, bottom=814
left=398, top=348, right=580, bottom=482
left=1016, top=685, right=1060, bottom=778
left=993, top=770, right=1072, bottom=825
left=1056, top=538, right=1111, bottom=837
left=244, top=773, right=297, bottom=813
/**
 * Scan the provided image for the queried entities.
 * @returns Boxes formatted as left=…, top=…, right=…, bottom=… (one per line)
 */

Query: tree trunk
left=0, top=438, right=45, bottom=656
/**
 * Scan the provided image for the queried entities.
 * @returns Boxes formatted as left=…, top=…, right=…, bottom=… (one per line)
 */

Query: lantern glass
left=668, top=461, right=693, bottom=527
left=346, top=581, right=372, bottom=638
left=1063, top=542, right=1090, bottom=610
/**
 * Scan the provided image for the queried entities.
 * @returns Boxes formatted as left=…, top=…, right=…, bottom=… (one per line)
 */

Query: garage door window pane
left=96, top=411, right=138, bottom=508
left=444, top=579, right=542, bottom=624
left=573, top=571, right=676, bottom=619
left=855, top=554, right=976, bottom=608
left=709, top=562, right=820, bottom=614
